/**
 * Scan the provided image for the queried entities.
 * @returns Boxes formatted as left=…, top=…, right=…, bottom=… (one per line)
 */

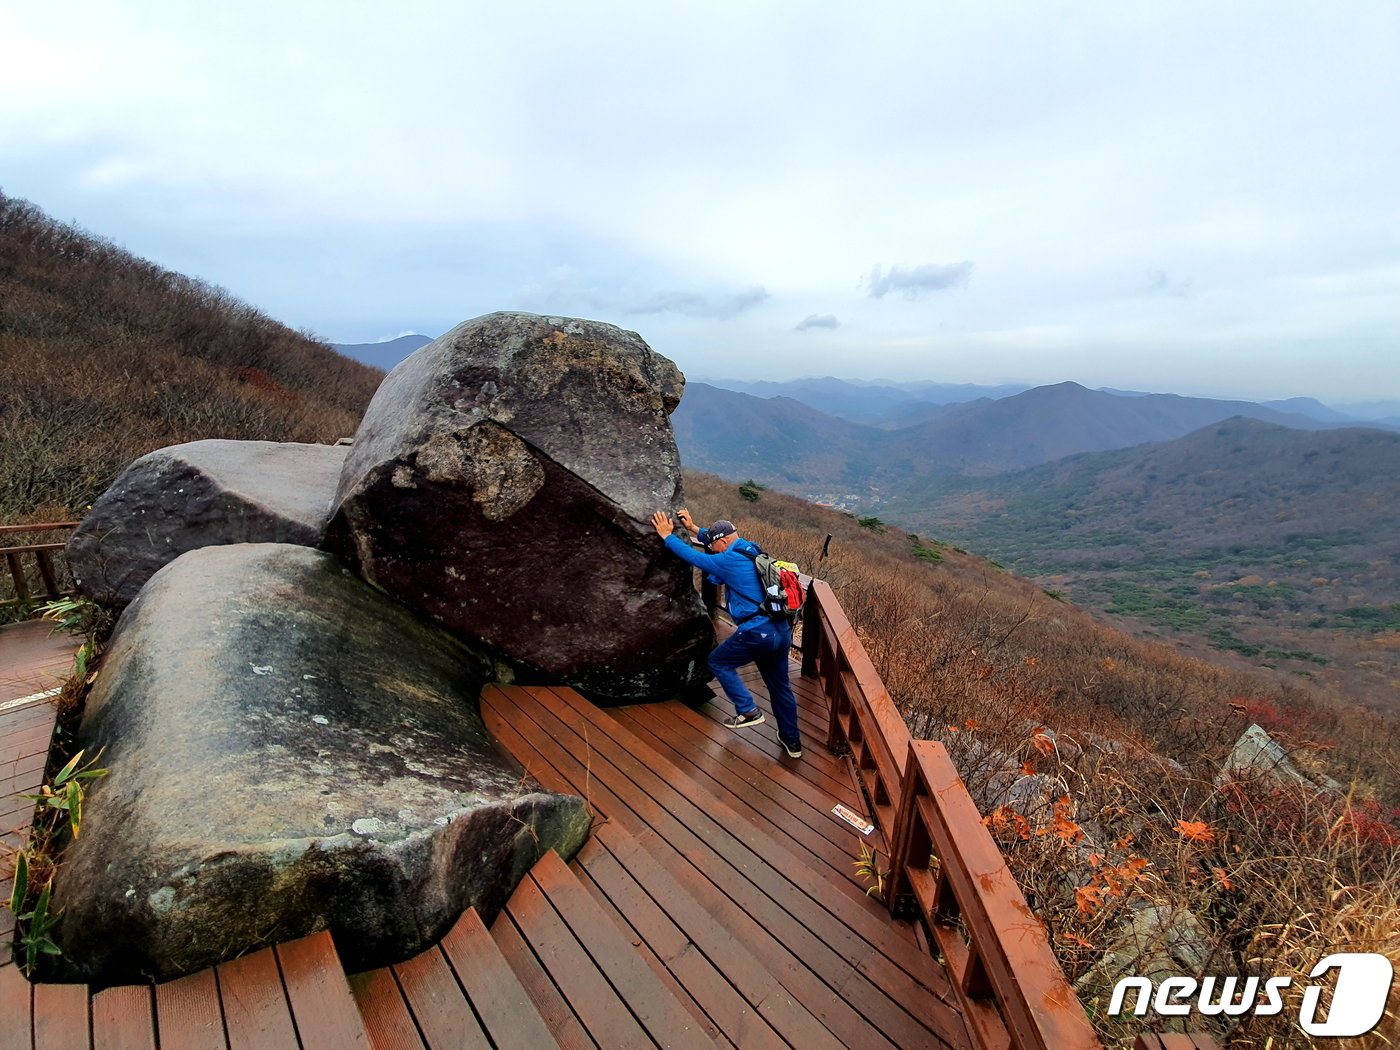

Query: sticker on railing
left=832, top=803, right=875, bottom=835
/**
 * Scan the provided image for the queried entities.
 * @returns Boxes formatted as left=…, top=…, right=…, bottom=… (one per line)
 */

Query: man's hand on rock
left=676, top=508, right=699, bottom=536
left=651, top=511, right=675, bottom=538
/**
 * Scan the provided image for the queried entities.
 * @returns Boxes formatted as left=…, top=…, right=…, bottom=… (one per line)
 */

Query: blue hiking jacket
left=664, top=534, right=768, bottom=626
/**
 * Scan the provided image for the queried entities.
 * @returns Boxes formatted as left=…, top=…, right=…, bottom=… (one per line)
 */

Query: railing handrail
left=800, top=576, right=1103, bottom=1050
left=0, top=521, right=81, bottom=535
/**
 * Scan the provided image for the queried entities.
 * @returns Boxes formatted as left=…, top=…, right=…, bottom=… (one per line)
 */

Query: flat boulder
left=324, top=311, right=712, bottom=702
left=67, top=439, right=349, bottom=607
left=47, top=543, right=590, bottom=985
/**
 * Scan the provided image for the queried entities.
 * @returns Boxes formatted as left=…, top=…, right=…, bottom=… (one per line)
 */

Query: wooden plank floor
left=0, top=621, right=71, bottom=949
left=348, top=657, right=971, bottom=1050
left=0, top=621, right=77, bottom=710
left=477, top=663, right=972, bottom=1050
left=1, top=621, right=370, bottom=1049
left=1, top=930, right=370, bottom=1050
left=4, top=615, right=972, bottom=1049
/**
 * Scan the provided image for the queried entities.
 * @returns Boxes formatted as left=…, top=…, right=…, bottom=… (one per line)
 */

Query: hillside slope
left=0, top=192, right=382, bottom=522
left=684, top=466, right=1395, bottom=780
left=887, top=418, right=1400, bottom=710
left=669, top=381, right=910, bottom=490
left=682, top=469, right=1399, bottom=1046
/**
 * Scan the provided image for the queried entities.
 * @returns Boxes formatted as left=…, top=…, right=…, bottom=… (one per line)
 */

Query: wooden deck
left=1, top=621, right=375, bottom=1049
left=0, top=620, right=77, bottom=714
left=2, top=613, right=979, bottom=1049
left=346, top=671, right=971, bottom=1049
left=2, top=619, right=80, bottom=944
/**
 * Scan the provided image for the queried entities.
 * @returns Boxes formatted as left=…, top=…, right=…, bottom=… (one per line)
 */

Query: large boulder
left=1216, top=723, right=1344, bottom=793
left=47, top=543, right=590, bottom=985
left=324, top=311, right=713, bottom=702
left=67, top=439, right=349, bottom=607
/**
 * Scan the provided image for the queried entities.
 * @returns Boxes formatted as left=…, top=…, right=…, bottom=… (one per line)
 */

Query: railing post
left=884, top=740, right=921, bottom=915
left=36, top=549, right=59, bottom=598
left=825, top=662, right=849, bottom=756
left=6, top=552, right=31, bottom=604
left=800, top=584, right=820, bottom=678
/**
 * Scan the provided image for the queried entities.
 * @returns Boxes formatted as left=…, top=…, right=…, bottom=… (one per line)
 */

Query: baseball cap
left=699, top=520, right=736, bottom=548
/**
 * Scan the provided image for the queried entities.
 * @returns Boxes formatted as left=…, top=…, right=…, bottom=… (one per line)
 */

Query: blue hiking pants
left=709, top=619, right=800, bottom=748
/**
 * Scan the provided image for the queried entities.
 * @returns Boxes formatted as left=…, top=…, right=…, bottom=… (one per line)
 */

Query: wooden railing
left=799, top=576, right=1104, bottom=1050
left=0, top=522, right=79, bottom=611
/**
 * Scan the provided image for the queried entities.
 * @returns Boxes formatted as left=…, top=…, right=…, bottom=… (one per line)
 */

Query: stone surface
left=67, top=439, right=349, bottom=607
left=324, top=311, right=713, bottom=702
left=1216, top=723, right=1344, bottom=793
left=47, top=543, right=590, bottom=985
left=1075, top=904, right=1219, bottom=1034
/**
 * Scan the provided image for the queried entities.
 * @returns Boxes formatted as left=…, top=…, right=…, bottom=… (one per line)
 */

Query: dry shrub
left=682, top=469, right=1400, bottom=1048
left=0, top=191, right=381, bottom=525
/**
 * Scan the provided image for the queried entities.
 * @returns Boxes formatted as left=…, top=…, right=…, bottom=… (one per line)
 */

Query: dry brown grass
left=0, top=191, right=381, bottom=527
left=684, top=470, right=1400, bottom=1048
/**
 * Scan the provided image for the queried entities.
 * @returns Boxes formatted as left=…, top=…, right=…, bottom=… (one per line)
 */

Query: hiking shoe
left=722, top=709, right=765, bottom=729
left=780, top=738, right=803, bottom=759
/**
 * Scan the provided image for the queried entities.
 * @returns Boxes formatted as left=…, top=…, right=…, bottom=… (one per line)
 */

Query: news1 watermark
left=1109, top=953, right=1394, bottom=1038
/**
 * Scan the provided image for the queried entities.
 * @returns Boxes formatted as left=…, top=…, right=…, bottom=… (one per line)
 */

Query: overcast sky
left=4, top=1, right=1397, bottom=402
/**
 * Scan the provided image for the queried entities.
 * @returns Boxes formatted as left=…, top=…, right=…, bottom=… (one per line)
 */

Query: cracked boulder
left=67, top=439, right=349, bottom=608
left=46, top=543, right=590, bottom=985
left=324, top=311, right=713, bottom=702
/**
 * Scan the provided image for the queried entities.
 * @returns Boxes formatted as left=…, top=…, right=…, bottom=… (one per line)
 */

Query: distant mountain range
left=880, top=417, right=1400, bottom=710
left=331, top=334, right=433, bottom=371
left=698, top=376, right=1400, bottom=430
left=327, top=339, right=1400, bottom=432
left=669, top=379, right=1389, bottom=491
left=697, top=377, right=1033, bottom=426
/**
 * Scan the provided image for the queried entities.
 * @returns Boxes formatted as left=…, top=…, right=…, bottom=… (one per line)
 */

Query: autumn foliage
left=683, top=471, right=1400, bottom=1048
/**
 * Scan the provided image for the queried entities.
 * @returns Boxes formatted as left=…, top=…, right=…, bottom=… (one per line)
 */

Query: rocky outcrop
left=324, top=311, right=713, bottom=702
left=1075, top=904, right=1218, bottom=1034
left=66, top=440, right=348, bottom=607
left=1216, top=723, right=1344, bottom=793
left=48, top=543, right=590, bottom=985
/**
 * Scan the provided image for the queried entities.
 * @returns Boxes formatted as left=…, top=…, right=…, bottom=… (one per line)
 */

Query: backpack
left=735, top=547, right=806, bottom=624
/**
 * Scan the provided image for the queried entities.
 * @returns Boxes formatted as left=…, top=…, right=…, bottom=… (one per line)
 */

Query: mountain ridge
left=884, top=416, right=1400, bottom=712
left=670, top=379, right=1384, bottom=492
left=331, top=333, right=434, bottom=370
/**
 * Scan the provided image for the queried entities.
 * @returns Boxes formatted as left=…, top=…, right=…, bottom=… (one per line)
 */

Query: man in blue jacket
left=651, top=509, right=801, bottom=759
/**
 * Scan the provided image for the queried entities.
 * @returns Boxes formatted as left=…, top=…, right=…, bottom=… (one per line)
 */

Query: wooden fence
left=0, top=522, right=78, bottom=611
left=799, top=575, right=1105, bottom=1050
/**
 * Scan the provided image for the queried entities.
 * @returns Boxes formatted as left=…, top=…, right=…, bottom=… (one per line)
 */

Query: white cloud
left=1, top=0, right=1396, bottom=399
left=626, top=287, right=770, bottom=320
left=867, top=263, right=974, bottom=300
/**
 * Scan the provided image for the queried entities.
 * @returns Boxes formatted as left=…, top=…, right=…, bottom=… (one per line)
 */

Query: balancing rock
left=324, top=311, right=713, bottom=702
